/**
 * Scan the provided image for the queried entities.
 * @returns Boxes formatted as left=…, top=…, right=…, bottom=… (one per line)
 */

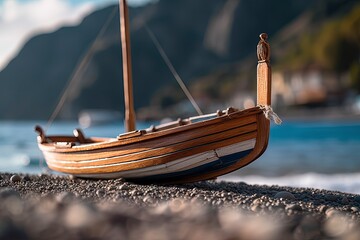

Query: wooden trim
left=43, top=115, right=257, bottom=161
left=118, top=130, right=146, bottom=139
left=38, top=107, right=262, bottom=153
left=44, top=123, right=257, bottom=166
left=46, top=131, right=257, bottom=174
left=257, top=33, right=271, bottom=106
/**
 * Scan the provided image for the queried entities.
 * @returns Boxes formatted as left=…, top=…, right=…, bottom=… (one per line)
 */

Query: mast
left=119, top=0, right=136, bottom=132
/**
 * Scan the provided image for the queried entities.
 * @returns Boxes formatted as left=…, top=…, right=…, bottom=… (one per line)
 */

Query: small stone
left=326, top=194, right=338, bottom=202
left=10, top=174, right=21, bottom=183
left=252, top=198, right=262, bottom=205
left=118, top=184, right=129, bottom=190
left=276, top=202, right=286, bottom=209
left=286, top=204, right=302, bottom=211
left=274, top=191, right=295, bottom=200
left=196, top=194, right=207, bottom=201
left=325, top=208, right=340, bottom=218
left=37, top=173, right=47, bottom=178
left=69, top=175, right=77, bottom=180
left=350, top=207, right=359, bottom=212
left=22, top=175, right=31, bottom=181
left=143, top=195, right=154, bottom=204
left=251, top=204, right=261, bottom=212
left=129, top=190, right=137, bottom=196
left=341, top=197, right=349, bottom=205
left=96, top=189, right=106, bottom=197
left=238, top=181, right=248, bottom=186
left=319, top=205, right=328, bottom=213
left=112, top=194, right=122, bottom=202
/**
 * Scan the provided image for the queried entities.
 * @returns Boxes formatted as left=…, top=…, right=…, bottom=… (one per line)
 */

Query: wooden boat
left=35, top=0, right=279, bottom=183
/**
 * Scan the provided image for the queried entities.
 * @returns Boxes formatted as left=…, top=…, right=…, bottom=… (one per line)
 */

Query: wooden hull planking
left=38, top=107, right=269, bottom=182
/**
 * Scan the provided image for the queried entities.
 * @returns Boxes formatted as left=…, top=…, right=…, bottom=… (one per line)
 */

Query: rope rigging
left=144, top=24, right=204, bottom=116
left=45, top=7, right=118, bottom=131
left=45, top=5, right=204, bottom=132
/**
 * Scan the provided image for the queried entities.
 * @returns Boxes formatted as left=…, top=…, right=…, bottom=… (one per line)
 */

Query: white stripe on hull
left=75, top=138, right=256, bottom=179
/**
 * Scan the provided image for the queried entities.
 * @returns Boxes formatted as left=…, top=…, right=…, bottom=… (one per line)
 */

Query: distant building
left=272, top=69, right=347, bottom=108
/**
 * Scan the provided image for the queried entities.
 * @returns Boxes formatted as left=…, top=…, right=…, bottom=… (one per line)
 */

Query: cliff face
left=0, top=0, right=320, bottom=119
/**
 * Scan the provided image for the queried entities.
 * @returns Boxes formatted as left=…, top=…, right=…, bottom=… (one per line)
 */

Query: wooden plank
left=118, top=130, right=146, bottom=139
left=46, top=131, right=257, bottom=174
left=43, top=116, right=257, bottom=161
left=39, top=107, right=262, bottom=153
left=45, top=124, right=257, bottom=166
left=85, top=151, right=220, bottom=179
left=119, top=139, right=255, bottom=178
left=44, top=122, right=257, bottom=164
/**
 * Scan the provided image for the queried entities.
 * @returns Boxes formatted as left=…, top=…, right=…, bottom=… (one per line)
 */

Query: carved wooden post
left=257, top=33, right=271, bottom=106
left=35, top=125, right=46, bottom=143
left=119, top=0, right=136, bottom=132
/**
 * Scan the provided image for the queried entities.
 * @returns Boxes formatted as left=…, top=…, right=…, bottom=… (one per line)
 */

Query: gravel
left=0, top=173, right=359, bottom=240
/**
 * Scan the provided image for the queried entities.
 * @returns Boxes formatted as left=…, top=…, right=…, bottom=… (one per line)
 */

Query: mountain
left=0, top=0, right=355, bottom=120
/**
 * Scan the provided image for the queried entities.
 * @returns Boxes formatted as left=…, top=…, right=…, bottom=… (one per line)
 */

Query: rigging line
left=144, top=24, right=204, bottom=116
left=45, top=7, right=118, bottom=132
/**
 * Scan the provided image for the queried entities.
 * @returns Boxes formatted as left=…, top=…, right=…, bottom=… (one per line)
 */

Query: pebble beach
left=1, top=173, right=360, bottom=240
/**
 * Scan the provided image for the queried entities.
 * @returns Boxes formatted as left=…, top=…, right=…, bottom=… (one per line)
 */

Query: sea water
left=0, top=120, right=359, bottom=194
left=221, top=121, right=360, bottom=194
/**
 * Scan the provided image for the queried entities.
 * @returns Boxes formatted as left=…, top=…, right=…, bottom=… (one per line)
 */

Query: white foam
left=220, top=172, right=360, bottom=194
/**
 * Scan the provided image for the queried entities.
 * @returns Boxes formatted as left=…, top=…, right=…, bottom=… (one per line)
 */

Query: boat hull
left=37, top=107, right=269, bottom=183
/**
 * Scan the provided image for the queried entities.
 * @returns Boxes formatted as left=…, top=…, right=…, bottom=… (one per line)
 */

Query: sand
left=1, top=173, right=359, bottom=240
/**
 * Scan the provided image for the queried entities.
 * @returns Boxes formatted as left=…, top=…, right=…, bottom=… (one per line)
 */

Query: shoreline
left=276, top=107, right=360, bottom=122
left=1, top=173, right=359, bottom=239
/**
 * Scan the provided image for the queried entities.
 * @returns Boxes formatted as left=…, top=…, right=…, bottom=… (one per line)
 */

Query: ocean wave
left=220, top=172, right=360, bottom=194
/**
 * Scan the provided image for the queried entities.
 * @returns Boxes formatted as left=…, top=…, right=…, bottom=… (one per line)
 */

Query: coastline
left=1, top=173, right=359, bottom=239
left=277, top=107, right=360, bottom=122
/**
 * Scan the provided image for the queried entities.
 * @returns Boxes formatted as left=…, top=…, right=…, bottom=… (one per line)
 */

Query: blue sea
left=1, top=120, right=360, bottom=194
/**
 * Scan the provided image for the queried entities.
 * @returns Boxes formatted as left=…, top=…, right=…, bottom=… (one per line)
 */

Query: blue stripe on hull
left=129, top=148, right=253, bottom=182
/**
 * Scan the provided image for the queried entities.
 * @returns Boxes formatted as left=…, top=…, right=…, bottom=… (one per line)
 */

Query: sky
left=0, top=0, right=152, bottom=70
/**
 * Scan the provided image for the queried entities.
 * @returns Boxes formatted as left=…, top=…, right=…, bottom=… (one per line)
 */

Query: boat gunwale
left=39, top=106, right=263, bottom=153
left=43, top=116, right=258, bottom=161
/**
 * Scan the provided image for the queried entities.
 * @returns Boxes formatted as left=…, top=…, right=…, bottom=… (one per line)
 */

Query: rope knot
left=259, top=105, right=282, bottom=125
